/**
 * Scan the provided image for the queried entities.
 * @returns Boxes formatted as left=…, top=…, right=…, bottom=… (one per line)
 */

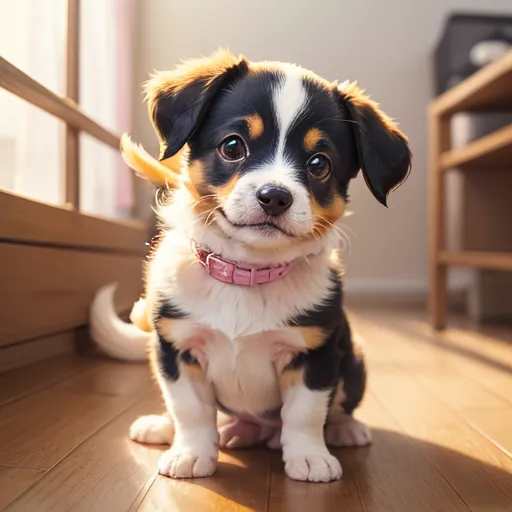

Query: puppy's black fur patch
left=158, top=299, right=188, bottom=320
left=153, top=299, right=189, bottom=381
left=181, top=349, right=200, bottom=366
left=156, top=334, right=180, bottom=381
left=340, top=349, right=367, bottom=414
left=188, top=70, right=281, bottom=188
left=287, top=270, right=366, bottom=411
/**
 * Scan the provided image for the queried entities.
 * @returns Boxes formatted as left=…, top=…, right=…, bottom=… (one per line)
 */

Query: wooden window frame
left=0, top=0, right=146, bottom=370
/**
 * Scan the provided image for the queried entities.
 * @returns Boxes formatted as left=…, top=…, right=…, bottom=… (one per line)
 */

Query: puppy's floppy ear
left=337, top=81, right=411, bottom=206
left=145, top=49, right=249, bottom=161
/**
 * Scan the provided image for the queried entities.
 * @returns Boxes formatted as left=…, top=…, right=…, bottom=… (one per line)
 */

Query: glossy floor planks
left=1, top=306, right=511, bottom=511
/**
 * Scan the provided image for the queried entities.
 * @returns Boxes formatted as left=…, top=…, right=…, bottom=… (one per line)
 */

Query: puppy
left=90, top=49, right=411, bottom=483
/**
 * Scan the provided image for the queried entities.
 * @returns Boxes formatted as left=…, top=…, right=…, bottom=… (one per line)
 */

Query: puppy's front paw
left=158, top=449, right=217, bottom=479
left=130, top=414, right=174, bottom=445
left=325, top=417, right=372, bottom=447
left=284, top=453, right=342, bottom=482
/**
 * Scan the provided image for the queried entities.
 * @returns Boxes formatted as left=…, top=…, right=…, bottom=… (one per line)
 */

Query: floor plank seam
left=391, top=322, right=512, bottom=402
left=398, top=359, right=512, bottom=464
left=128, top=473, right=159, bottom=512
left=0, top=361, right=92, bottom=410
left=367, top=382, right=474, bottom=512
left=5, top=391, right=152, bottom=510
left=463, top=417, right=512, bottom=461
left=44, top=389, right=153, bottom=471
left=0, top=464, right=45, bottom=473
left=379, top=320, right=512, bottom=409
left=353, top=471, right=368, bottom=512
left=265, top=457, right=271, bottom=512
left=426, top=461, right=473, bottom=512
left=461, top=373, right=512, bottom=410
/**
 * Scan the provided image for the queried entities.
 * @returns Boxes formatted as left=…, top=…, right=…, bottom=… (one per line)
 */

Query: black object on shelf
left=434, top=12, right=512, bottom=96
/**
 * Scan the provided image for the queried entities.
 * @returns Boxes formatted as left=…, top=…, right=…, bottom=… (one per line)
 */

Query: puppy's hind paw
left=325, top=417, right=372, bottom=447
left=130, top=414, right=174, bottom=445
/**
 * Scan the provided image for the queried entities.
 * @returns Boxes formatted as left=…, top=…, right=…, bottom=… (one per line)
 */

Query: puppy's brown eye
left=218, top=135, right=247, bottom=162
left=307, top=153, right=331, bottom=180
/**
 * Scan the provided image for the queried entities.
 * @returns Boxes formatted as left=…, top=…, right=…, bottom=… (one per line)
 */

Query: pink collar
left=191, top=240, right=290, bottom=286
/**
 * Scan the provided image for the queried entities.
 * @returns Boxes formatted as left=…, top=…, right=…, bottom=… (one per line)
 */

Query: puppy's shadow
left=128, top=429, right=512, bottom=511
left=128, top=442, right=272, bottom=511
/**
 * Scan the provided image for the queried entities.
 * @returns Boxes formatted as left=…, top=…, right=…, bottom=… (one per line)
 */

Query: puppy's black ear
left=337, top=81, right=411, bottom=206
left=145, top=49, right=249, bottom=160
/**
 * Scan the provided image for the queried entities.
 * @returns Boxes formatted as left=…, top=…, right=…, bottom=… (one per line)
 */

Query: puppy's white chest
left=172, top=322, right=304, bottom=418
left=208, top=331, right=283, bottom=416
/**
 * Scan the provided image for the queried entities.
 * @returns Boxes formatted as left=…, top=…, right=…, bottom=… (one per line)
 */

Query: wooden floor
left=1, top=305, right=512, bottom=512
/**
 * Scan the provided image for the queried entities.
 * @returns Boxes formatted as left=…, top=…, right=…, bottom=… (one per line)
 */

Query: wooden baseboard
left=0, top=243, right=142, bottom=346
left=0, top=185, right=147, bottom=373
left=345, top=290, right=466, bottom=313
left=0, top=315, right=134, bottom=375
left=0, top=331, right=75, bottom=374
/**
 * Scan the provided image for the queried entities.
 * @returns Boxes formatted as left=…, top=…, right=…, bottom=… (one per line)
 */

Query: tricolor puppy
left=91, top=50, right=411, bottom=483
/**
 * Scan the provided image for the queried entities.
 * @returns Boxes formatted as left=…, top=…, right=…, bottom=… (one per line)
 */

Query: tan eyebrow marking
left=245, top=114, right=264, bottom=139
left=304, top=128, right=324, bottom=152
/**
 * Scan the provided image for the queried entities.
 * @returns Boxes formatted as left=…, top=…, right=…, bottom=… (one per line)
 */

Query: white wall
left=133, top=0, right=512, bottom=292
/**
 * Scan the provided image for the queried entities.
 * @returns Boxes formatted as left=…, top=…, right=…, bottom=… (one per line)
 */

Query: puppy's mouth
left=231, top=221, right=294, bottom=237
left=218, top=209, right=295, bottom=237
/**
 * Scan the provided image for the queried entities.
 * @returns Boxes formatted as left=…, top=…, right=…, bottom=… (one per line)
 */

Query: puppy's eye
left=218, top=135, right=247, bottom=162
left=307, top=153, right=331, bottom=180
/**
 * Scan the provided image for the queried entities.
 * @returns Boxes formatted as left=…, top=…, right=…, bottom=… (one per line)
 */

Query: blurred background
left=2, top=0, right=512, bottom=327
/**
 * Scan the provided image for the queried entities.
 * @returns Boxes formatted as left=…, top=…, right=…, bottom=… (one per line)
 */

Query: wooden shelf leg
left=428, top=109, right=450, bottom=330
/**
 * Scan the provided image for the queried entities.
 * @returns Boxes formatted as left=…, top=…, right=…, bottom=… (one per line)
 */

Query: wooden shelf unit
left=440, top=123, right=512, bottom=170
left=439, top=251, right=512, bottom=272
left=429, top=50, right=512, bottom=330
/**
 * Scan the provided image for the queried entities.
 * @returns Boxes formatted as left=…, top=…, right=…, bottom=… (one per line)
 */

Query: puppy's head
left=145, top=50, right=411, bottom=249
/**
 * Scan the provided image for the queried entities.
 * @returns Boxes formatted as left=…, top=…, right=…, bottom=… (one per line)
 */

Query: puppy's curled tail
left=90, top=284, right=150, bottom=362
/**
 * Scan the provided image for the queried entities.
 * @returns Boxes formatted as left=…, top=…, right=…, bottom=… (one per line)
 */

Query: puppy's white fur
left=281, top=386, right=343, bottom=482
left=220, top=66, right=313, bottom=246
left=91, top=65, right=365, bottom=483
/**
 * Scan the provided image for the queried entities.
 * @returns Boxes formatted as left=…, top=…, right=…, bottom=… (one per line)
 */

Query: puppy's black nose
left=256, top=185, right=293, bottom=216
